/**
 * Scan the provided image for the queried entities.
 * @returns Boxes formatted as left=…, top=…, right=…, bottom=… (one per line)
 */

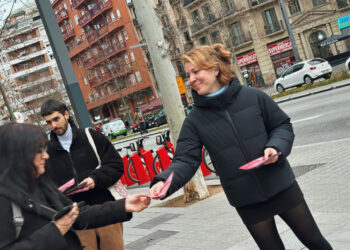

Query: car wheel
left=304, top=75, right=313, bottom=84
left=276, top=84, right=285, bottom=93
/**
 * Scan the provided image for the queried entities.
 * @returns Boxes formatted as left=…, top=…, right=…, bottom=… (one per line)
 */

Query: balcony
left=9, top=49, right=47, bottom=66
left=62, top=29, right=75, bottom=41
left=79, top=0, right=113, bottom=27
left=264, top=20, right=284, bottom=35
left=71, top=0, right=85, bottom=9
left=56, top=10, right=68, bottom=24
left=232, top=32, right=252, bottom=48
left=89, top=63, right=133, bottom=88
left=68, top=40, right=89, bottom=58
left=2, top=36, right=41, bottom=52
left=87, top=21, right=124, bottom=46
left=12, top=61, right=55, bottom=79
left=83, top=42, right=126, bottom=69
left=16, top=75, right=55, bottom=91
left=337, top=0, right=350, bottom=9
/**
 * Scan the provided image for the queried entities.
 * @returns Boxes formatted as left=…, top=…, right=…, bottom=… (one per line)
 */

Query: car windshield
left=308, top=59, right=325, bottom=65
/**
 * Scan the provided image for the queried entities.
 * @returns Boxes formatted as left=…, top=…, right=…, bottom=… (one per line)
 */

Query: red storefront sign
left=268, top=40, right=292, bottom=56
left=237, top=52, right=257, bottom=67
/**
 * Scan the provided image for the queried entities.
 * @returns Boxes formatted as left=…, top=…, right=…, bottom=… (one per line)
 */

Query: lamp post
left=279, top=0, right=301, bottom=62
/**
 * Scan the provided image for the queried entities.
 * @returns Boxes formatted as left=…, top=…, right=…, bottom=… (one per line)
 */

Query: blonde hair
left=181, top=43, right=235, bottom=85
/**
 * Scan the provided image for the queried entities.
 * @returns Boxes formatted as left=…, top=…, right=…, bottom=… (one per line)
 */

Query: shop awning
left=319, top=33, right=350, bottom=47
left=140, top=98, right=162, bottom=114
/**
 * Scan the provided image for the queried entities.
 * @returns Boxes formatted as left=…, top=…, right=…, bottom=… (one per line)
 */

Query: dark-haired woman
left=0, top=123, right=150, bottom=250
left=150, top=44, right=332, bottom=250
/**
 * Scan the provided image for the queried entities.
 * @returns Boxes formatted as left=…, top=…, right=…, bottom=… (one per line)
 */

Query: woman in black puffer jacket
left=0, top=123, right=150, bottom=250
left=150, top=44, right=332, bottom=250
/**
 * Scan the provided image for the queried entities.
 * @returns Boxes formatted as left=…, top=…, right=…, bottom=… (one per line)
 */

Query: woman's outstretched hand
left=149, top=181, right=165, bottom=200
left=125, top=193, right=151, bottom=212
left=263, top=147, right=279, bottom=165
left=53, top=203, right=79, bottom=235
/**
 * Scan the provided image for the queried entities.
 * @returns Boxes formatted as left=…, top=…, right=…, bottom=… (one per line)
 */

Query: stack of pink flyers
left=149, top=171, right=174, bottom=199
left=239, top=152, right=282, bottom=170
left=58, top=178, right=89, bottom=196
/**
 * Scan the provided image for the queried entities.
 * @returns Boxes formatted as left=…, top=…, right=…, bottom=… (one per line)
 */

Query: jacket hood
left=192, top=77, right=242, bottom=109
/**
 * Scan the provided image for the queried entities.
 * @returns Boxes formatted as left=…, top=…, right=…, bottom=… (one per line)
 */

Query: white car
left=101, top=119, right=127, bottom=139
left=345, top=57, right=350, bottom=71
left=274, top=58, right=332, bottom=93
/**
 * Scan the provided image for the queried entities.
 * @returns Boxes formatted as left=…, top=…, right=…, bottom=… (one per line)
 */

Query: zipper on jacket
left=67, top=151, right=79, bottom=183
left=223, top=110, right=266, bottom=196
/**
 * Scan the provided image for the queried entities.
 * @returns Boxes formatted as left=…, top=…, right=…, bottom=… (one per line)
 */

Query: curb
left=275, top=82, right=350, bottom=104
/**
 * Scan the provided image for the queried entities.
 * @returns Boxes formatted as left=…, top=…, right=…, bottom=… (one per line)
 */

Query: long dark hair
left=0, top=123, right=48, bottom=190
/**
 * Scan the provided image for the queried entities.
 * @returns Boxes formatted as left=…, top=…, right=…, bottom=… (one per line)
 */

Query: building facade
left=0, top=4, right=69, bottom=125
left=51, top=0, right=157, bottom=123
left=164, top=0, right=350, bottom=87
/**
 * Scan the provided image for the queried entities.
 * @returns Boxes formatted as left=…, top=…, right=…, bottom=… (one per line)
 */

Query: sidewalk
left=123, top=82, right=350, bottom=250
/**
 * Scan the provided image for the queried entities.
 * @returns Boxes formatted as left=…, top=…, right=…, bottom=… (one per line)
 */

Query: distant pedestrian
left=150, top=44, right=332, bottom=250
left=133, top=108, right=147, bottom=134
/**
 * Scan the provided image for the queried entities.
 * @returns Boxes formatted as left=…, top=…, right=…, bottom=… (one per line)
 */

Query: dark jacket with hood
left=0, top=174, right=132, bottom=250
left=151, top=78, right=295, bottom=207
left=46, top=121, right=124, bottom=205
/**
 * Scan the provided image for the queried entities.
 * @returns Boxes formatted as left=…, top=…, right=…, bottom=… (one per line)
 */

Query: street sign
left=176, top=77, right=186, bottom=95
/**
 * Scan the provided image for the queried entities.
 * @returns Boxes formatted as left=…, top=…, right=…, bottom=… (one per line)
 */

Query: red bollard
left=200, top=149, right=212, bottom=177
left=130, top=153, right=150, bottom=185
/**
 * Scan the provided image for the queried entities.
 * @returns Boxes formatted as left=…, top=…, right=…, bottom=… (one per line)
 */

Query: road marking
left=292, top=115, right=322, bottom=124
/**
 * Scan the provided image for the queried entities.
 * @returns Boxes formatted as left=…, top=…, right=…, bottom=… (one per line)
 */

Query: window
left=110, top=12, right=115, bottom=22
left=123, top=30, right=128, bottom=40
left=100, top=67, right=104, bottom=74
left=199, top=36, right=208, bottom=45
left=77, top=58, right=81, bottom=67
left=2, top=56, right=7, bottom=63
left=184, top=31, right=191, bottom=42
left=210, top=31, right=221, bottom=44
left=220, top=0, right=236, bottom=11
left=83, top=77, right=88, bottom=85
left=231, top=21, right=245, bottom=46
left=6, top=69, right=11, bottom=75
left=129, top=51, right=135, bottom=61
left=63, top=2, right=67, bottom=9
left=262, top=8, right=281, bottom=34
left=117, top=32, right=123, bottom=42
left=337, top=0, right=350, bottom=8
left=312, top=0, right=326, bottom=7
left=161, top=15, right=169, bottom=26
left=74, top=15, right=79, bottom=25
left=135, top=71, right=142, bottom=82
left=107, top=86, right=112, bottom=94
left=116, top=8, right=121, bottom=19
left=88, top=93, right=93, bottom=102
left=176, top=61, right=185, bottom=77
left=191, top=9, right=200, bottom=23
left=93, top=47, right=98, bottom=55
left=124, top=54, right=130, bottom=64
left=292, top=64, right=304, bottom=73
left=202, top=4, right=215, bottom=23
left=288, top=0, right=301, bottom=15
left=100, top=88, right=105, bottom=96
left=130, top=74, right=136, bottom=85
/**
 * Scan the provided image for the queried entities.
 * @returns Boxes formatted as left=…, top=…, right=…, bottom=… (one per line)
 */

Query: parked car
left=153, top=109, right=167, bottom=127
left=144, top=114, right=156, bottom=129
left=101, top=119, right=127, bottom=139
left=274, top=58, right=332, bottom=93
left=345, top=57, right=350, bottom=71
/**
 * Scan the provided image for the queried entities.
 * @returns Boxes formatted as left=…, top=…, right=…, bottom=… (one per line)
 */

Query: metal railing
left=232, top=31, right=252, bottom=47
left=79, top=0, right=112, bottom=27
left=190, top=14, right=217, bottom=34
left=89, top=63, right=133, bottom=87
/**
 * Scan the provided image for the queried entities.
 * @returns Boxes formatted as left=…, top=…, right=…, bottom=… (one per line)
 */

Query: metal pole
left=279, top=0, right=301, bottom=62
left=34, top=0, right=92, bottom=128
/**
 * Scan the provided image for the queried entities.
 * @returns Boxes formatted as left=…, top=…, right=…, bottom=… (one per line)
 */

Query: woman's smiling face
left=185, top=62, right=221, bottom=95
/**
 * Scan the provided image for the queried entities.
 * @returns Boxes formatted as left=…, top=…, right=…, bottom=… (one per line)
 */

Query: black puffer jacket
left=0, top=176, right=132, bottom=250
left=47, top=121, right=124, bottom=205
left=151, top=78, right=295, bottom=207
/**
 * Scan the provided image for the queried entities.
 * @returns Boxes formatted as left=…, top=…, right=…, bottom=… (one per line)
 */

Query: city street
left=122, top=83, right=350, bottom=250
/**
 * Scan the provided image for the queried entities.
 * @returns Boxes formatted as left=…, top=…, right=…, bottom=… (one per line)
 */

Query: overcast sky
left=0, top=0, right=35, bottom=28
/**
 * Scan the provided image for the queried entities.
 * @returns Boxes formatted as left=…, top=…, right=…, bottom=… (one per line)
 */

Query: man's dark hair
left=41, top=99, right=69, bottom=117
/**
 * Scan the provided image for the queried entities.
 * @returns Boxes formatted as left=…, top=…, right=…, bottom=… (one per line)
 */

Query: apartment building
left=152, top=0, right=350, bottom=87
left=0, top=4, right=69, bottom=125
left=51, top=0, right=157, bottom=123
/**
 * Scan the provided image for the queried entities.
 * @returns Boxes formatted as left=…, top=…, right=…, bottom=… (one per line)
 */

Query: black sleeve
left=0, top=197, right=67, bottom=250
left=150, top=118, right=203, bottom=198
left=258, top=91, right=295, bottom=157
left=74, top=199, right=132, bottom=230
left=87, top=129, right=124, bottom=189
